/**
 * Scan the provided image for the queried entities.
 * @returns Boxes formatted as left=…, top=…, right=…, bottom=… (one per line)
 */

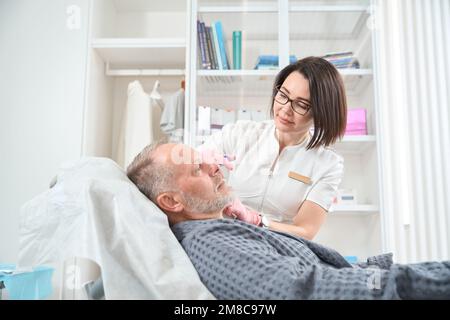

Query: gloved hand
left=223, top=198, right=262, bottom=226
left=200, top=149, right=235, bottom=171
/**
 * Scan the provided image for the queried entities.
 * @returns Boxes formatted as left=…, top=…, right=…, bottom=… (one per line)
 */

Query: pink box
left=345, top=108, right=367, bottom=135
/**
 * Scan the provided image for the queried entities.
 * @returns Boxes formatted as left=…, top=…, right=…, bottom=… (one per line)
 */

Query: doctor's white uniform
left=201, top=120, right=344, bottom=223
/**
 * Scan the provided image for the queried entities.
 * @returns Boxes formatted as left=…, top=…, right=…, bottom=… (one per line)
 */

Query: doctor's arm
left=268, top=201, right=327, bottom=240
left=223, top=199, right=326, bottom=240
left=224, top=158, right=342, bottom=240
left=272, top=156, right=343, bottom=239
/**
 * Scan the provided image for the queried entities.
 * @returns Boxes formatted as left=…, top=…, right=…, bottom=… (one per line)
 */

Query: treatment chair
left=18, top=157, right=215, bottom=300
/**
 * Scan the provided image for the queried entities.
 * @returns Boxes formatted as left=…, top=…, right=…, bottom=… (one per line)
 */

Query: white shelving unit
left=82, top=0, right=382, bottom=260
left=197, top=69, right=372, bottom=96
left=197, top=70, right=279, bottom=76
left=83, top=0, right=189, bottom=164
left=92, top=38, right=186, bottom=72
left=332, top=204, right=379, bottom=215
left=189, top=0, right=382, bottom=260
left=334, top=135, right=376, bottom=154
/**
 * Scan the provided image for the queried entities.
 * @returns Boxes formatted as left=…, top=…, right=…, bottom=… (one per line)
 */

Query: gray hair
left=126, top=140, right=177, bottom=202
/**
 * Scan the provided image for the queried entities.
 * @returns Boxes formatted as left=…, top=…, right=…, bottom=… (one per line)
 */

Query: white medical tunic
left=201, top=120, right=344, bottom=223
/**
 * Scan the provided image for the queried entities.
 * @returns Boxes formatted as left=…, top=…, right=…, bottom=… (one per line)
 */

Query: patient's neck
left=168, top=210, right=223, bottom=226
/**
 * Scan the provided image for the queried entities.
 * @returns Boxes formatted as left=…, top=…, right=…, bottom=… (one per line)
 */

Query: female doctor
left=200, top=56, right=347, bottom=240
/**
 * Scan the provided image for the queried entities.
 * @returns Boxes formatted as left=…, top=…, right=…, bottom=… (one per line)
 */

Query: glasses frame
left=274, top=86, right=311, bottom=116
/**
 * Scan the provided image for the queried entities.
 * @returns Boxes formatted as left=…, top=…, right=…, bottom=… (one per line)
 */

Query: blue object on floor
left=344, top=256, right=358, bottom=264
left=0, top=264, right=54, bottom=300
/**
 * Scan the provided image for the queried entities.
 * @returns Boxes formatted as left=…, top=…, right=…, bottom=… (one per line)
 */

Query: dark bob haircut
left=270, top=56, right=347, bottom=149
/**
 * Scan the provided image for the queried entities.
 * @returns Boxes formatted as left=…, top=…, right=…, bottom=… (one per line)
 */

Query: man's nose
left=207, top=163, right=220, bottom=177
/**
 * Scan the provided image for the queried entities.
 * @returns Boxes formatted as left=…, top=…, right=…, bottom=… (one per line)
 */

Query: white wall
left=0, top=0, right=90, bottom=263
left=82, top=49, right=114, bottom=158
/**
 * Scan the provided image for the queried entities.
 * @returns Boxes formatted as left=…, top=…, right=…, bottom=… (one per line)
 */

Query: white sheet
left=18, top=157, right=215, bottom=299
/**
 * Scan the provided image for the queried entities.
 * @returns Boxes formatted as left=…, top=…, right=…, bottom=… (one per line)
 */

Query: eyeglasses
left=274, top=86, right=311, bottom=116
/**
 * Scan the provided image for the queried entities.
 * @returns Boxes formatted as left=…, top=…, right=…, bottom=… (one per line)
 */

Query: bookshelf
left=188, top=0, right=382, bottom=260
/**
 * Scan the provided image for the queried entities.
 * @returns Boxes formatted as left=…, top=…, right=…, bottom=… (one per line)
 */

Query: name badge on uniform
left=288, top=171, right=312, bottom=185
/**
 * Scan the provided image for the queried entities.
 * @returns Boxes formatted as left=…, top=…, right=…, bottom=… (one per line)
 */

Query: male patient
left=127, top=142, right=450, bottom=300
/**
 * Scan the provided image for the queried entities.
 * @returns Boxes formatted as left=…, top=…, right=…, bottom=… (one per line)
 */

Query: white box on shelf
left=237, top=109, right=252, bottom=121
left=198, top=106, right=211, bottom=135
left=222, top=109, right=237, bottom=125
left=211, top=108, right=223, bottom=129
left=251, top=110, right=267, bottom=122
left=332, top=189, right=358, bottom=205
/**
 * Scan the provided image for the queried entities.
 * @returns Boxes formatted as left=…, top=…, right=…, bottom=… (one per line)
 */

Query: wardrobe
left=83, top=0, right=188, bottom=164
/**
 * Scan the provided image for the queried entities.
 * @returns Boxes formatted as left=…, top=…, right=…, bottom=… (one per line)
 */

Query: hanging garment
left=160, top=88, right=185, bottom=143
left=116, top=80, right=166, bottom=169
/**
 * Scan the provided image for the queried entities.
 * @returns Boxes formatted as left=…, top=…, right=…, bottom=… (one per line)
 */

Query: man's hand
left=223, top=198, right=262, bottom=226
left=200, top=149, right=235, bottom=171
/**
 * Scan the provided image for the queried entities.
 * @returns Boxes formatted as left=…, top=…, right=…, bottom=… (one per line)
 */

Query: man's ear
left=156, top=192, right=184, bottom=213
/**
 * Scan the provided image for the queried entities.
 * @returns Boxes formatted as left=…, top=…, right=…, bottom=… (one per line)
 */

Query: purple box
left=345, top=108, right=367, bottom=135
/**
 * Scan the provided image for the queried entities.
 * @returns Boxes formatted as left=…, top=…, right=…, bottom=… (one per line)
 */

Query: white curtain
left=373, top=0, right=450, bottom=263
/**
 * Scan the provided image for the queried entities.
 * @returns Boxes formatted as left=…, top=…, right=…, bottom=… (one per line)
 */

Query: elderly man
left=127, top=142, right=450, bottom=300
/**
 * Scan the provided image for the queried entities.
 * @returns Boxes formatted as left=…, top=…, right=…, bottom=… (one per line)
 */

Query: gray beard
left=181, top=191, right=234, bottom=214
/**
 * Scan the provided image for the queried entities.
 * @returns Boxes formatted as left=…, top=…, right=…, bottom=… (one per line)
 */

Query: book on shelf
left=197, top=20, right=211, bottom=69
left=232, top=31, right=242, bottom=70
left=205, top=26, right=218, bottom=70
left=211, top=23, right=223, bottom=70
left=202, top=22, right=213, bottom=69
left=322, top=51, right=354, bottom=58
left=254, top=65, right=279, bottom=70
left=254, top=55, right=297, bottom=70
left=197, top=19, right=232, bottom=70
left=321, top=51, right=360, bottom=69
left=214, top=21, right=230, bottom=70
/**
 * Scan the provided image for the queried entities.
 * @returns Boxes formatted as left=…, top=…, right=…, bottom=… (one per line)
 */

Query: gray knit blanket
left=172, top=219, right=450, bottom=299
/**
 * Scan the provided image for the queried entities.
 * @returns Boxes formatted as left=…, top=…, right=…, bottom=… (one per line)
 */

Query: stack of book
left=321, top=52, right=360, bottom=69
left=197, top=19, right=242, bottom=70
left=254, top=55, right=298, bottom=70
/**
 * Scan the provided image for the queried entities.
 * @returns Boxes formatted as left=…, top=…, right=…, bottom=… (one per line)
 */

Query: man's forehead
left=159, top=143, right=201, bottom=166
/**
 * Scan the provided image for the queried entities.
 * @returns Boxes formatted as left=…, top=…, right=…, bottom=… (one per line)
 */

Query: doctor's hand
left=200, top=149, right=235, bottom=171
left=223, top=198, right=262, bottom=226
